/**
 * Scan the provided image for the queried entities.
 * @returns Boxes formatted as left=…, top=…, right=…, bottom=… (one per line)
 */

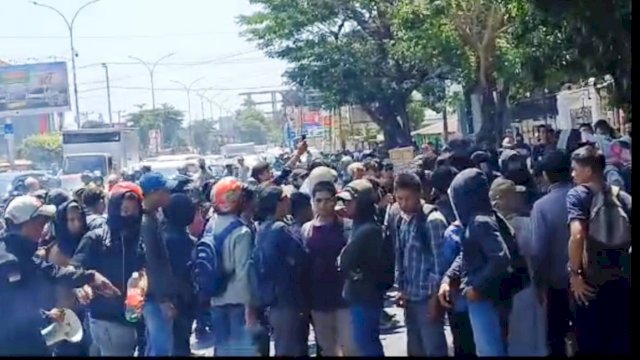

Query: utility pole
left=442, top=81, right=449, bottom=144
left=32, top=0, right=101, bottom=129
left=101, top=63, right=113, bottom=126
left=171, top=78, right=204, bottom=147
left=129, top=52, right=175, bottom=110
left=197, top=91, right=208, bottom=120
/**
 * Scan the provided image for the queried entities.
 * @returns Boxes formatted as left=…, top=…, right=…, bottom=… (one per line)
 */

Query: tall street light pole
left=128, top=52, right=175, bottom=110
left=32, top=0, right=101, bottom=129
left=197, top=90, right=208, bottom=120
left=101, top=63, right=113, bottom=125
left=171, top=78, right=204, bottom=147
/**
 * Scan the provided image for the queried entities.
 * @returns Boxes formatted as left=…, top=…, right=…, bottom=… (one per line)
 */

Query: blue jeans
left=88, top=317, right=137, bottom=356
left=405, top=300, right=448, bottom=356
left=143, top=300, right=174, bottom=356
left=210, top=304, right=256, bottom=356
left=269, top=307, right=309, bottom=356
left=350, top=303, right=384, bottom=356
left=467, top=299, right=506, bottom=356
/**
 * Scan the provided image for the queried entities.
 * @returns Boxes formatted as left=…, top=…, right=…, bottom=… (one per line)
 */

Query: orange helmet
left=211, top=177, right=243, bottom=213
left=110, top=181, right=143, bottom=201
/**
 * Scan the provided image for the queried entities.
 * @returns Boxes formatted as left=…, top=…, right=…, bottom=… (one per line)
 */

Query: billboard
left=0, top=62, right=71, bottom=117
left=301, top=110, right=325, bottom=137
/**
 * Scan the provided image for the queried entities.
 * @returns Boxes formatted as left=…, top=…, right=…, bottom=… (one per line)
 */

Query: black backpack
left=494, top=212, right=531, bottom=300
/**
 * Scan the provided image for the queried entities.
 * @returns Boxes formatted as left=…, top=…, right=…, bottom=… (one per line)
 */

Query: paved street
left=192, top=304, right=454, bottom=357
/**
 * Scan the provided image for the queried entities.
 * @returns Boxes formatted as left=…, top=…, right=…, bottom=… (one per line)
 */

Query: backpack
left=583, top=186, right=631, bottom=286
left=191, top=218, right=245, bottom=300
left=395, top=204, right=442, bottom=250
left=493, top=212, right=531, bottom=300
left=248, top=221, right=278, bottom=308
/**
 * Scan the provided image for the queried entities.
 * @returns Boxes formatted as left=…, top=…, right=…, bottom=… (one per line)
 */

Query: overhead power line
left=78, top=84, right=286, bottom=93
left=77, top=50, right=261, bottom=69
left=0, top=32, right=236, bottom=40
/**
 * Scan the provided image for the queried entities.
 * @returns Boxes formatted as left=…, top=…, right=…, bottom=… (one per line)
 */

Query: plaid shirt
left=395, top=209, right=448, bottom=301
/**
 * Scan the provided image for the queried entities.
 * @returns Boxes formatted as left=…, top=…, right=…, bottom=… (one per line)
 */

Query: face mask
left=121, top=215, right=140, bottom=227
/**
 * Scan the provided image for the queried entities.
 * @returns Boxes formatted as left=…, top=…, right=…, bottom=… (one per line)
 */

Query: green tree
left=18, top=133, right=62, bottom=166
left=126, top=103, right=184, bottom=150
left=408, top=99, right=427, bottom=130
left=189, top=119, right=216, bottom=154
left=531, top=0, right=631, bottom=113
left=235, top=104, right=270, bottom=145
left=403, top=0, right=574, bottom=143
left=239, top=0, right=463, bottom=148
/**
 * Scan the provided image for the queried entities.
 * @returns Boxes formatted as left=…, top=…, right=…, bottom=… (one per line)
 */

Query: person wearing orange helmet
left=199, top=177, right=259, bottom=356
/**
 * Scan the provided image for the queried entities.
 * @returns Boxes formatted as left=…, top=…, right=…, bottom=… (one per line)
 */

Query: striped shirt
left=395, top=209, right=448, bottom=301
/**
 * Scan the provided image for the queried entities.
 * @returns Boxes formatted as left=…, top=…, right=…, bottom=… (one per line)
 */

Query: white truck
left=60, top=128, right=140, bottom=190
left=220, top=142, right=256, bottom=158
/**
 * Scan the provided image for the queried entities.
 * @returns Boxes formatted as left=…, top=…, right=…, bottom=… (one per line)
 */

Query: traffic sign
left=4, top=122, right=14, bottom=136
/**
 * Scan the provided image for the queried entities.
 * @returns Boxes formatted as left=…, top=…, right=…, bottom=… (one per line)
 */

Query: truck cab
left=62, top=153, right=113, bottom=176
left=61, top=128, right=139, bottom=191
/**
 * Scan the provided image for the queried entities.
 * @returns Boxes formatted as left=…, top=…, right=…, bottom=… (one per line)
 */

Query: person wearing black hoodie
left=162, top=193, right=197, bottom=356
left=0, top=195, right=119, bottom=356
left=338, top=179, right=394, bottom=356
left=47, top=200, right=94, bottom=357
left=70, top=182, right=145, bottom=356
left=447, top=168, right=512, bottom=356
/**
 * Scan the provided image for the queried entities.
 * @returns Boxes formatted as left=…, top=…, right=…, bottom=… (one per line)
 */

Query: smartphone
left=301, top=134, right=307, bottom=141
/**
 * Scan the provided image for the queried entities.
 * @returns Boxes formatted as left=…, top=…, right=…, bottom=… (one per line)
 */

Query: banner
left=0, top=62, right=71, bottom=117
left=301, top=110, right=324, bottom=138
left=388, top=146, right=415, bottom=173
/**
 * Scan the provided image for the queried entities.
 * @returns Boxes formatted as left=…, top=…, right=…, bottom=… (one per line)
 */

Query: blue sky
left=1, top=0, right=288, bottom=124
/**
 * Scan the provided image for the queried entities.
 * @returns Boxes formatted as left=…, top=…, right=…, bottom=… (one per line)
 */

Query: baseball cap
left=139, top=171, right=176, bottom=195
left=499, top=149, right=520, bottom=163
left=4, top=195, right=56, bottom=225
left=470, top=151, right=491, bottom=166
left=431, top=166, right=459, bottom=194
left=489, top=178, right=526, bottom=203
left=337, top=179, right=374, bottom=202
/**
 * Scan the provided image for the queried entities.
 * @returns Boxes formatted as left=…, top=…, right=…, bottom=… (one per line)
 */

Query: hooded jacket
left=70, top=188, right=144, bottom=325
left=0, top=231, right=95, bottom=355
left=339, top=180, right=394, bottom=305
left=53, top=200, right=87, bottom=259
left=448, top=168, right=511, bottom=301
left=162, top=193, right=196, bottom=307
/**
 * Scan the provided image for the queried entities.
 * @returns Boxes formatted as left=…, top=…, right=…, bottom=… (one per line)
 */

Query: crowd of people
left=0, top=119, right=631, bottom=357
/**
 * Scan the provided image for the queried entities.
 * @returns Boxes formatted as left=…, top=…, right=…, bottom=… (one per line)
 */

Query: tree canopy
left=240, top=0, right=463, bottom=148
left=235, top=101, right=272, bottom=145
left=126, top=103, right=185, bottom=151
left=19, top=133, right=62, bottom=166
left=531, top=0, right=631, bottom=113
left=241, top=0, right=631, bottom=146
left=189, top=119, right=217, bottom=154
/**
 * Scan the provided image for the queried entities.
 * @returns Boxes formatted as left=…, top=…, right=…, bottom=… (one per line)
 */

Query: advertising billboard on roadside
left=0, top=61, right=71, bottom=117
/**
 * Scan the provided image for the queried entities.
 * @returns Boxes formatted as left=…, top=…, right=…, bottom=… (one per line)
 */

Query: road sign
left=3, top=122, right=14, bottom=136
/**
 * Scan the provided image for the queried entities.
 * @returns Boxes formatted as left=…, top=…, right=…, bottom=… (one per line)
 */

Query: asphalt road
left=192, top=304, right=454, bottom=357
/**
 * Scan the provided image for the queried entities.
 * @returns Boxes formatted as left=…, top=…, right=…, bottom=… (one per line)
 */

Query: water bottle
left=125, top=272, right=143, bottom=323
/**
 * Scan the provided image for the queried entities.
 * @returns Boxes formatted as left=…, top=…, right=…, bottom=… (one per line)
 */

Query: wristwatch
left=567, top=265, right=584, bottom=277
